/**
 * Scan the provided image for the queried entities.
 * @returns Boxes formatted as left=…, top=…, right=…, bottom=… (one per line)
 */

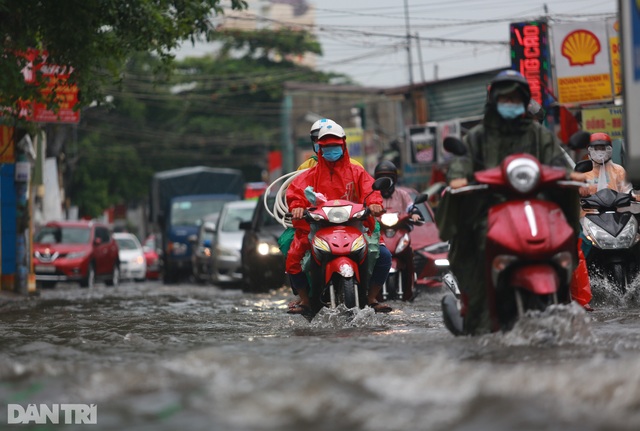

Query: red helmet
left=589, top=132, right=612, bottom=147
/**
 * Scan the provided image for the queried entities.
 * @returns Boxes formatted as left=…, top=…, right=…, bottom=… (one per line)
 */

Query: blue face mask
left=496, top=102, right=526, bottom=119
left=321, top=146, right=344, bottom=162
left=313, top=143, right=320, bottom=153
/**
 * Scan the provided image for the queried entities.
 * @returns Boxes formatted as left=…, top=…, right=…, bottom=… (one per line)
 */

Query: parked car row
left=33, top=220, right=163, bottom=289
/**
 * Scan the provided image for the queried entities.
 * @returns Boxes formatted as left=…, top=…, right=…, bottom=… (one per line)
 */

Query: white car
left=113, top=232, right=147, bottom=282
left=211, top=200, right=257, bottom=284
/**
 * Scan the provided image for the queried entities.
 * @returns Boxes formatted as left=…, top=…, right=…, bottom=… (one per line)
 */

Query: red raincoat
left=285, top=142, right=383, bottom=274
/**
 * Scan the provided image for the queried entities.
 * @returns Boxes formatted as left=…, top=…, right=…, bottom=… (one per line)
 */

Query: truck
left=149, top=166, right=245, bottom=283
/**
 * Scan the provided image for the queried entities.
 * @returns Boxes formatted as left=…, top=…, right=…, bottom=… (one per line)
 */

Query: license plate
left=35, top=265, right=56, bottom=273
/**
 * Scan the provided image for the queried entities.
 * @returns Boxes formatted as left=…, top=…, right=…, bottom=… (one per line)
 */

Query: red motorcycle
left=298, top=178, right=391, bottom=319
left=440, top=138, right=585, bottom=334
left=377, top=194, right=428, bottom=301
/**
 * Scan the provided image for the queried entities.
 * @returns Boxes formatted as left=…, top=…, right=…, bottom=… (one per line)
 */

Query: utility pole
left=415, top=32, right=426, bottom=83
left=403, top=0, right=414, bottom=86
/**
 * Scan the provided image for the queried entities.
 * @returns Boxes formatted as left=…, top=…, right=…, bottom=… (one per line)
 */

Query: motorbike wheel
left=611, top=264, right=628, bottom=294
left=336, top=276, right=359, bottom=309
left=441, top=293, right=465, bottom=336
left=385, top=272, right=400, bottom=301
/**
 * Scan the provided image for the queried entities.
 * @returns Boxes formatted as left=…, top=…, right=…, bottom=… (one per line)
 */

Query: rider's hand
left=411, top=214, right=421, bottom=222
left=570, top=172, right=587, bottom=182
left=369, top=204, right=384, bottom=216
left=291, top=207, right=305, bottom=219
left=449, top=178, right=468, bottom=189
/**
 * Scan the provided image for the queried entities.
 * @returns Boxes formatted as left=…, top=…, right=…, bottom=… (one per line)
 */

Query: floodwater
left=1, top=275, right=640, bottom=431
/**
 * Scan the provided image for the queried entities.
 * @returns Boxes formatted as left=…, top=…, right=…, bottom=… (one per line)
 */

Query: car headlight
left=583, top=216, right=638, bottom=249
left=323, top=206, right=352, bottom=223
left=506, top=158, right=540, bottom=194
left=380, top=213, right=399, bottom=227
left=257, top=242, right=281, bottom=256
left=66, top=251, right=88, bottom=259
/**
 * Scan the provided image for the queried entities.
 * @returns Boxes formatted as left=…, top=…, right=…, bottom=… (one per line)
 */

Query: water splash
left=590, top=271, right=640, bottom=308
left=500, top=302, right=596, bottom=346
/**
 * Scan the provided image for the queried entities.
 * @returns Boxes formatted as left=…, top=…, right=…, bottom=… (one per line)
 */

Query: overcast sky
left=177, top=0, right=618, bottom=88
left=311, top=0, right=618, bottom=87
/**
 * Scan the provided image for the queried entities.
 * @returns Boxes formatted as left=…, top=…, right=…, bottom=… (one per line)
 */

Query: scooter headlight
left=583, top=216, right=638, bottom=249
left=506, top=158, right=540, bottom=194
left=323, top=206, right=352, bottom=223
left=380, top=213, right=399, bottom=227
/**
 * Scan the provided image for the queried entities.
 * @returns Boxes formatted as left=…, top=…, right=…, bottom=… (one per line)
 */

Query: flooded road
left=1, top=277, right=640, bottom=431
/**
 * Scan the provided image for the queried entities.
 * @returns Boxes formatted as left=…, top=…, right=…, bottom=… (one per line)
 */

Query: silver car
left=211, top=200, right=257, bottom=284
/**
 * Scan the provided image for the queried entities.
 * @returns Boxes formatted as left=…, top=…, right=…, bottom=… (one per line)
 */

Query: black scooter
left=580, top=188, right=640, bottom=292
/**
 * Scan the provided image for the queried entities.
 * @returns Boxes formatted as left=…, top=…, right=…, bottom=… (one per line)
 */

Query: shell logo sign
left=552, top=21, right=612, bottom=104
left=561, top=30, right=601, bottom=66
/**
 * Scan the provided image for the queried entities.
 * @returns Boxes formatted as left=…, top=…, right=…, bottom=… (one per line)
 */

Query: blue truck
left=149, top=166, right=245, bottom=283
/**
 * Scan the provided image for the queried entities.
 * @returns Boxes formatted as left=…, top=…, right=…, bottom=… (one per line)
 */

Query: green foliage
left=0, top=0, right=247, bottom=121
left=70, top=28, right=348, bottom=218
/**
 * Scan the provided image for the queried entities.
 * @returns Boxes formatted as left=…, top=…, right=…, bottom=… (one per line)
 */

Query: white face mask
left=588, top=146, right=613, bottom=164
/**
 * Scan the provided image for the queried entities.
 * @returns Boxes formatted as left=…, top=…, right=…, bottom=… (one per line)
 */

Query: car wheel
left=106, top=263, right=120, bottom=287
left=80, top=262, right=96, bottom=288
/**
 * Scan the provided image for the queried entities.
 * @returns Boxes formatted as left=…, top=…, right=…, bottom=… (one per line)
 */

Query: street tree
left=0, top=0, right=247, bottom=121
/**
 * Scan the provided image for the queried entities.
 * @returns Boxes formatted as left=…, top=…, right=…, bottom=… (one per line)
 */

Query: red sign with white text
left=21, top=49, right=80, bottom=124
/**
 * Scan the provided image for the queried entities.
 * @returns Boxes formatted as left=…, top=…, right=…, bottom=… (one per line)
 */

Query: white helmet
left=310, top=118, right=337, bottom=142
left=317, top=122, right=346, bottom=141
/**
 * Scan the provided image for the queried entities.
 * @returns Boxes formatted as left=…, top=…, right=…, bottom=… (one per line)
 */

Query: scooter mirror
left=574, top=159, right=593, bottom=173
left=414, top=193, right=429, bottom=205
left=567, top=130, right=591, bottom=150
left=443, top=137, right=467, bottom=156
left=372, top=177, right=393, bottom=191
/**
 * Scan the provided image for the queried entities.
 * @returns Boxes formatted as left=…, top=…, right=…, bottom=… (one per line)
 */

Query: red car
left=398, top=187, right=450, bottom=290
left=142, top=234, right=162, bottom=280
left=33, top=220, right=120, bottom=288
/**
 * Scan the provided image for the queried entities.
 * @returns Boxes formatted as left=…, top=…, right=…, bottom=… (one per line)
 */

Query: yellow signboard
left=552, top=21, right=613, bottom=104
left=608, top=18, right=622, bottom=96
left=582, top=106, right=624, bottom=140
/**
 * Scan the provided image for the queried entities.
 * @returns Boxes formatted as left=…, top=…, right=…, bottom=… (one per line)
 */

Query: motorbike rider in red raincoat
left=285, top=122, right=392, bottom=315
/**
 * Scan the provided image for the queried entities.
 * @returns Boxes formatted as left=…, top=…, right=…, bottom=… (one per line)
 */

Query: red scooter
left=377, top=194, right=428, bottom=301
left=298, top=178, right=391, bottom=319
left=440, top=138, right=585, bottom=334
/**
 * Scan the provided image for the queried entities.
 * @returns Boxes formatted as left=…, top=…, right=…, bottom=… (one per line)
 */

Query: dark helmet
left=374, top=160, right=398, bottom=183
left=488, top=70, right=531, bottom=106
left=374, top=160, right=398, bottom=198
left=589, top=132, right=612, bottom=147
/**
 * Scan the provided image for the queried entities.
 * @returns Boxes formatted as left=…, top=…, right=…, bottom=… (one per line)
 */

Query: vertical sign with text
left=510, top=21, right=554, bottom=110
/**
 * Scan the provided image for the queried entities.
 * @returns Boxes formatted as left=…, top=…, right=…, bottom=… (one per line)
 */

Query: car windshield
left=116, top=238, right=138, bottom=250
left=220, top=206, right=255, bottom=232
left=170, top=199, right=231, bottom=227
left=35, top=226, right=91, bottom=244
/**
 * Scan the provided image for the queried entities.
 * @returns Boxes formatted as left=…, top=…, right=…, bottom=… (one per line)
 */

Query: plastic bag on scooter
left=278, top=227, right=296, bottom=258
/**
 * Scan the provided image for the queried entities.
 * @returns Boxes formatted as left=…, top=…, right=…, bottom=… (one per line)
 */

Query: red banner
left=20, top=49, right=80, bottom=124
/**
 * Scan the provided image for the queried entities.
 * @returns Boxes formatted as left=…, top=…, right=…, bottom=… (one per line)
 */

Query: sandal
left=368, top=302, right=392, bottom=313
left=288, top=298, right=302, bottom=309
left=287, top=303, right=312, bottom=316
